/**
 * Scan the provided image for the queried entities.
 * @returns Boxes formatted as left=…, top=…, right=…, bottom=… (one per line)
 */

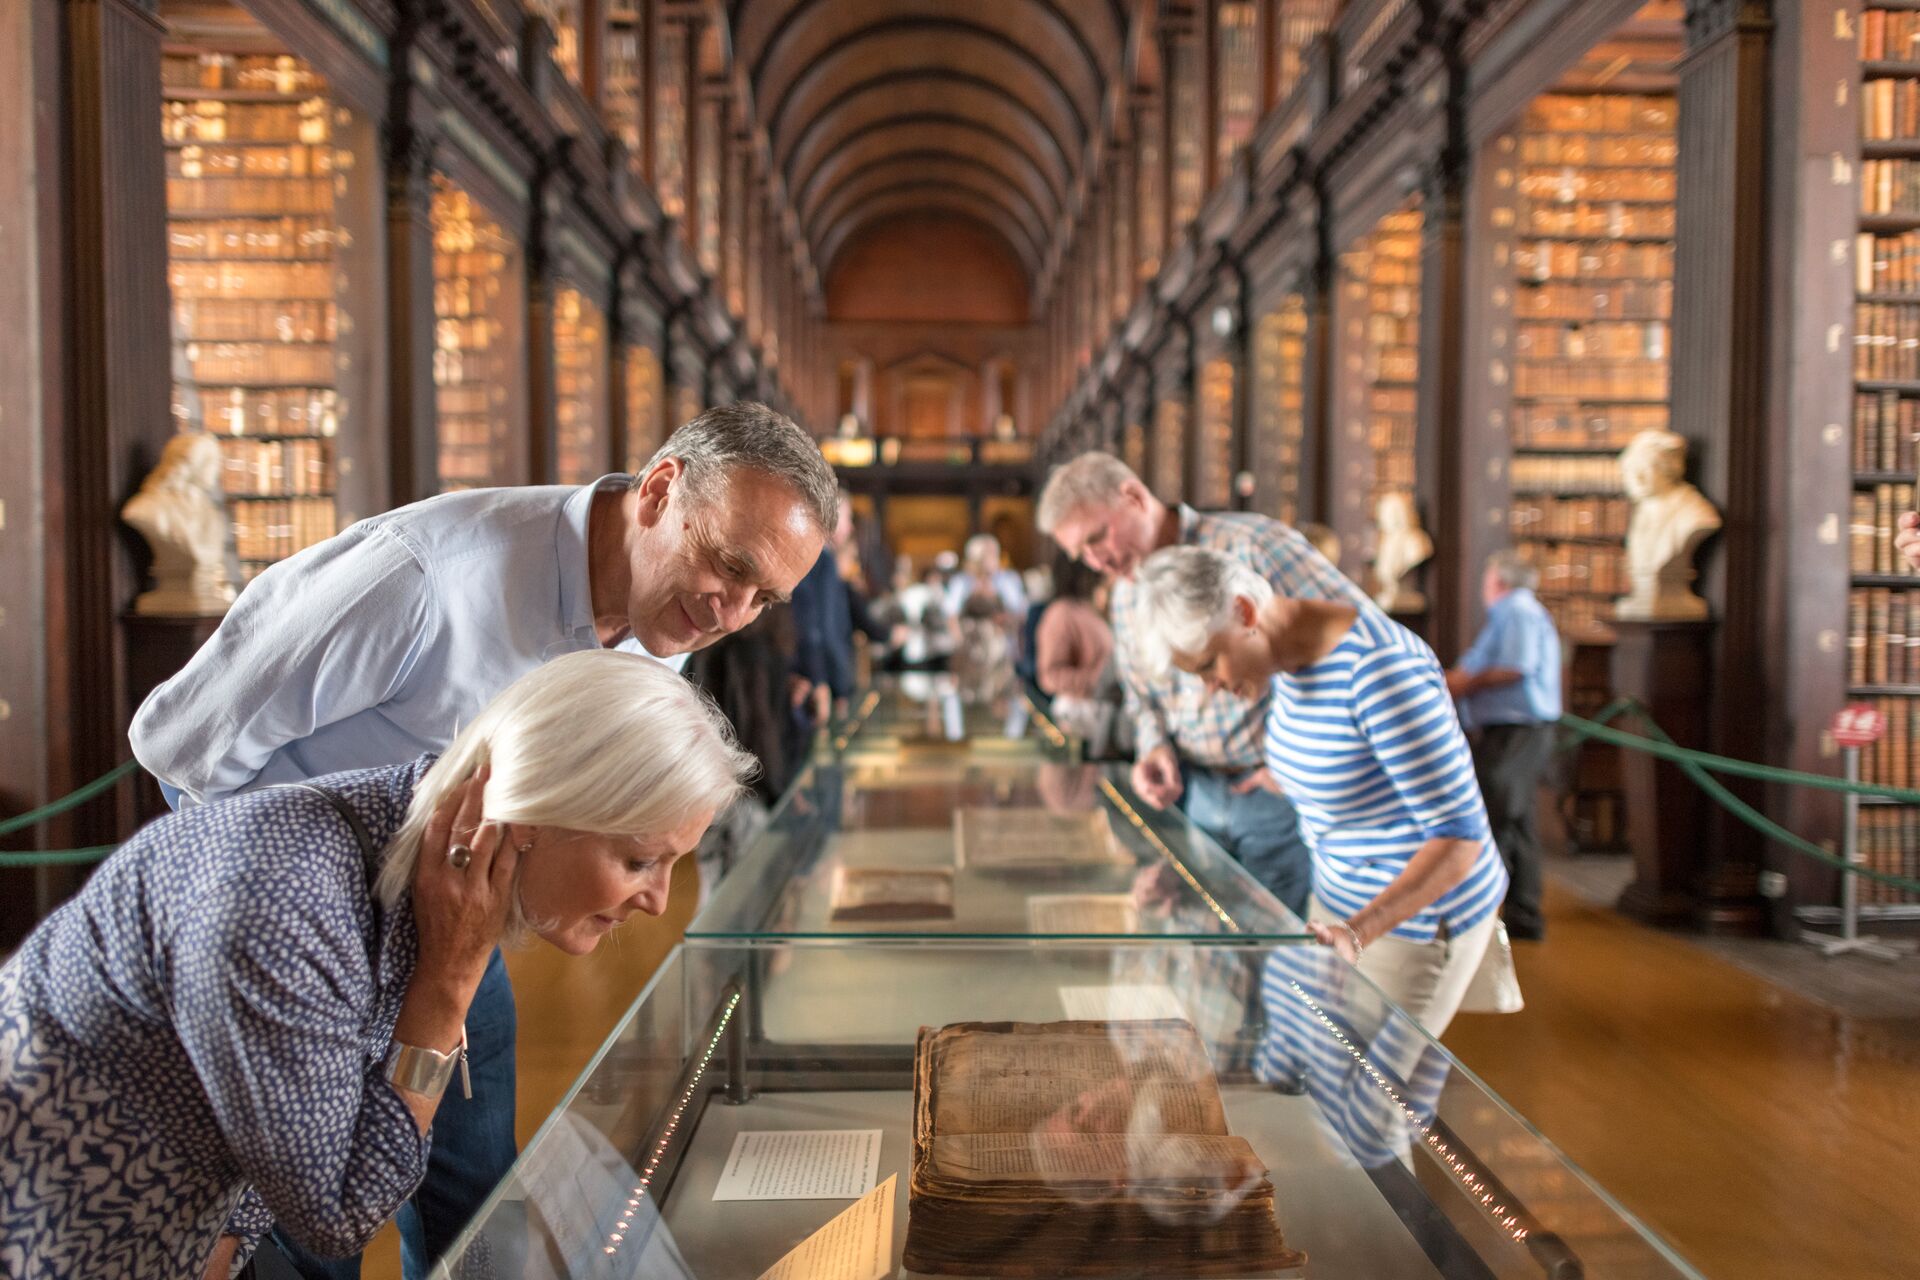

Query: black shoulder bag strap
left=290, top=781, right=377, bottom=858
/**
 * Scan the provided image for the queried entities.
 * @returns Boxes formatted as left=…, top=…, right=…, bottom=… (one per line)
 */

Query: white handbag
left=1458, top=919, right=1525, bottom=1015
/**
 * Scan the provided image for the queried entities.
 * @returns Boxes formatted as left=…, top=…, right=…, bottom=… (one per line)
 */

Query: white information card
left=1058, top=982, right=1190, bottom=1022
left=712, top=1129, right=884, bottom=1201
left=753, top=1174, right=898, bottom=1280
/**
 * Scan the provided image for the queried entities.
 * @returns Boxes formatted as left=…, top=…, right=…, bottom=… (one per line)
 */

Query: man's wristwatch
left=383, top=1026, right=472, bottom=1101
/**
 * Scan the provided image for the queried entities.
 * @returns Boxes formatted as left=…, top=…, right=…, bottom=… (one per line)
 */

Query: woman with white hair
left=942, top=532, right=1028, bottom=622
left=0, top=650, right=751, bottom=1279
left=1132, top=546, right=1507, bottom=1034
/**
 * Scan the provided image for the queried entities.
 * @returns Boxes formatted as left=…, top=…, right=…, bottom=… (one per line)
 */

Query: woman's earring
left=517, top=839, right=535, bottom=855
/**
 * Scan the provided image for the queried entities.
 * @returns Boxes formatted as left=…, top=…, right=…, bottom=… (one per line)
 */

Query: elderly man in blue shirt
left=1446, top=549, right=1563, bottom=942
left=130, top=402, right=836, bottom=1280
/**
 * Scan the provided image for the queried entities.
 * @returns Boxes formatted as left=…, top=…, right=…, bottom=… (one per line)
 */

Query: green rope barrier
left=0, top=846, right=117, bottom=867
left=0, top=759, right=142, bottom=837
left=1559, top=700, right=1920, bottom=894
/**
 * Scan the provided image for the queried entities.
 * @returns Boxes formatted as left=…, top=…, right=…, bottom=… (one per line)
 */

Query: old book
left=952, top=807, right=1125, bottom=870
left=1025, top=893, right=1141, bottom=935
left=828, top=867, right=954, bottom=923
left=904, top=1019, right=1302, bottom=1277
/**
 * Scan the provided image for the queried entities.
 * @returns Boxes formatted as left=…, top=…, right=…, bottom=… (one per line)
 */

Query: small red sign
left=1832, top=704, right=1886, bottom=748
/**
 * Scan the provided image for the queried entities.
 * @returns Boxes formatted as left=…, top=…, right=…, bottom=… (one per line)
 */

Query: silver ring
left=448, top=843, right=473, bottom=870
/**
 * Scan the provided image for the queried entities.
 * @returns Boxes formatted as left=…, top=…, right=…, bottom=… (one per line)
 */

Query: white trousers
left=1308, top=898, right=1497, bottom=1038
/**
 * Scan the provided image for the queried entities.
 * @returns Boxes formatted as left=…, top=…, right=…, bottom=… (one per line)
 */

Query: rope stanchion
left=1557, top=700, right=1920, bottom=895
left=0, top=759, right=142, bottom=837
left=0, top=846, right=118, bottom=867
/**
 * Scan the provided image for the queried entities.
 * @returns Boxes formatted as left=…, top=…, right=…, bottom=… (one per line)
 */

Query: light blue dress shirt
left=131, top=475, right=685, bottom=807
left=1453, top=587, right=1562, bottom=732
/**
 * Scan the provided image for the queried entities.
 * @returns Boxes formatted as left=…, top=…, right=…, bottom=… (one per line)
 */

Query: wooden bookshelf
left=1333, top=203, right=1421, bottom=584
left=1195, top=356, right=1236, bottom=509
left=1500, top=86, right=1678, bottom=642
left=1852, top=8, right=1920, bottom=903
left=1251, top=294, right=1309, bottom=525
left=432, top=177, right=522, bottom=491
left=624, top=343, right=664, bottom=473
left=553, top=285, right=610, bottom=484
left=162, top=49, right=347, bottom=581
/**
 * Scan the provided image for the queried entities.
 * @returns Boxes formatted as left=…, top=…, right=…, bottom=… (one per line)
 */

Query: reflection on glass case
left=437, top=940, right=1700, bottom=1279
left=690, top=684, right=1304, bottom=941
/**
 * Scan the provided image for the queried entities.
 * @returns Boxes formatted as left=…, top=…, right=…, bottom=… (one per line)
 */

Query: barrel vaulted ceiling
left=725, top=0, right=1139, bottom=303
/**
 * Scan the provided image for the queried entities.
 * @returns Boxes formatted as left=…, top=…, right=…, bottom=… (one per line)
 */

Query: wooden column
left=1673, top=0, right=1774, bottom=931
left=65, top=0, right=174, bottom=854
left=385, top=16, right=442, bottom=504
left=1413, top=50, right=1475, bottom=660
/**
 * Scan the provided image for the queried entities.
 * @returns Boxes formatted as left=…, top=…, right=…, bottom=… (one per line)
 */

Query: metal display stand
left=1799, top=746, right=1917, bottom=961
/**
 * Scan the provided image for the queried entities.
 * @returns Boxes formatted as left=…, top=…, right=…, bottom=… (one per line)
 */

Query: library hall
left=4, top=0, right=1920, bottom=1278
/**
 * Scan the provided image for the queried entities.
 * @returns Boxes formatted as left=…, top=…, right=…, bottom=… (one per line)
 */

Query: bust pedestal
left=1609, top=619, right=1715, bottom=926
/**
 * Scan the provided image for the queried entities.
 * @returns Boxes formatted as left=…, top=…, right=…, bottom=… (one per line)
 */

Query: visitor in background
left=1015, top=563, right=1054, bottom=686
left=1037, top=453, right=1378, bottom=918
left=792, top=492, right=888, bottom=722
left=943, top=532, right=1028, bottom=623
left=1446, top=550, right=1563, bottom=942
left=1034, top=554, right=1123, bottom=758
left=1131, top=545, right=1507, bottom=1036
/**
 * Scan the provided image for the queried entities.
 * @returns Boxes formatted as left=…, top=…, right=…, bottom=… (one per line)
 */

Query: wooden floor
left=360, top=861, right=1920, bottom=1280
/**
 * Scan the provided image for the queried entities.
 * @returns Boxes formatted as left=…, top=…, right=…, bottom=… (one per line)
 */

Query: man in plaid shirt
left=1037, top=453, right=1378, bottom=916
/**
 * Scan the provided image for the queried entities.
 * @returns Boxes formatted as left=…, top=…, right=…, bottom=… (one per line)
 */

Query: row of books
left=1855, top=231, right=1920, bottom=295
left=1515, top=320, right=1664, bottom=360
left=170, top=261, right=336, bottom=302
left=162, top=99, right=331, bottom=145
left=1522, top=201, right=1675, bottom=239
left=1860, top=77, right=1920, bottom=142
left=232, top=497, right=337, bottom=569
left=1856, top=695, right=1920, bottom=792
left=1513, top=402, right=1667, bottom=449
left=1510, top=453, right=1625, bottom=495
left=168, top=217, right=339, bottom=261
left=1854, top=809, right=1920, bottom=905
left=1512, top=359, right=1668, bottom=400
left=1848, top=587, right=1920, bottom=686
left=1852, top=388, right=1920, bottom=472
left=219, top=437, right=332, bottom=497
left=1519, top=539, right=1627, bottom=597
left=1851, top=302, right=1920, bottom=380
left=1539, top=592, right=1614, bottom=640
left=1850, top=483, right=1920, bottom=576
left=1518, top=166, right=1675, bottom=204
left=552, top=286, right=607, bottom=485
left=1517, top=133, right=1676, bottom=167
left=433, top=178, right=517, bottom=491
left=1510, top=496, right=1630, bottom=541
left=1860, top=159, right=1920, bottom=217
left=166, top=143, right=333, bottom=183
left=182, top=341, right=338, bottom=385
left=172, top=299, right=335, bottom=344
left=1514, top=279, right=1671, bottom=321
left=165, top=174, right=335, bottom=215
left=1861, top=9, right=1920, bottom=63
left=1514, top=241, right=1673, bottom=282
left=160, top=52, right=325, bottom=95
left=1526, top=93, right=1675, bottom=134
left=173, top=385, right=341, bottom=437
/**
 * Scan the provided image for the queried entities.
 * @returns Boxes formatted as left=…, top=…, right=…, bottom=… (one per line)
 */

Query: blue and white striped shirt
left=1262, top=608, right=1507, bottom=943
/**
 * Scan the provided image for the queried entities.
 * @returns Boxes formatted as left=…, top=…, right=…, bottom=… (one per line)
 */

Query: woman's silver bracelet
left=1335, top=919, right=1365, bottom=961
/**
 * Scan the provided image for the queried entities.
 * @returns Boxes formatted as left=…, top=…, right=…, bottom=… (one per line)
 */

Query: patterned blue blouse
left=0, top=759, right=435, bottom=1278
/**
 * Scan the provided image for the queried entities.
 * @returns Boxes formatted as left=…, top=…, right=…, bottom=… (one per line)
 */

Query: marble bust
left=1615, top=429, right=1720, bottom=622
left=1372, top=490, right=1434, bottom=613
left=122, top=432, right=236, bottom=617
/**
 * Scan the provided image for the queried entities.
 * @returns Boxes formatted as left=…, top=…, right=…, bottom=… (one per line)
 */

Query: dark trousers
left=1472, top=722, right=1557, bottom=937
left=270, top=949, right=518, bottom=1279
left=1180, top=767, right=1314, bottom=920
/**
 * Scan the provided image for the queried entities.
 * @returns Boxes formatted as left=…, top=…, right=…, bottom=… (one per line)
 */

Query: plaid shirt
left=1111, top=506, right=1378, bottom=771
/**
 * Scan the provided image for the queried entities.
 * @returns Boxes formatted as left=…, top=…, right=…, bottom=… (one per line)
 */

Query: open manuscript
left=904, top=1020, right=1303, bottom=1277
left=952, top=807, right=1126, bottom=870
left=828, top=866, right=955, bottom=923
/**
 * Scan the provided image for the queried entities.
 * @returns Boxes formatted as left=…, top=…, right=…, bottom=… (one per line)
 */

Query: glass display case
left=689, top=683, right=1303, bottom=941
left=436, top=938, right=1701, bottom=1279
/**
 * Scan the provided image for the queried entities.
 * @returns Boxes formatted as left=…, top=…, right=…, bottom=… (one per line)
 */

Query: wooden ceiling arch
left=732, top=0, right=1133, bottom=290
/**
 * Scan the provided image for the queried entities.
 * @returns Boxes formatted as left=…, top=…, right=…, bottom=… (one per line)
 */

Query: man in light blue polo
left=130, top=403, right=835, bottom=1279
left=1446, top=549, right=1563, bottom=942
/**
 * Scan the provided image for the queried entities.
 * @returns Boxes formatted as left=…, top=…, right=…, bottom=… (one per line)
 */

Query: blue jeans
left=1180, top=767, right=1313, bottom=919
left=270, top=949, right=518, bottom=1279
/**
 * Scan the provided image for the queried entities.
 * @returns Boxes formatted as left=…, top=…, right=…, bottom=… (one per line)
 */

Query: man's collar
left=557, top=474, right=632, bottom=638
left=1176, top=503, right=1202, bottom=544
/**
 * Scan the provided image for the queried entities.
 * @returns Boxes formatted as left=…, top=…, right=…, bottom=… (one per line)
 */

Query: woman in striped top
left=1133, top=546, right=1508, bottom=1035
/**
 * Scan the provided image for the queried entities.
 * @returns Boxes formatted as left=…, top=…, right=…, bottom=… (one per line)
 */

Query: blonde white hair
left=1036, top=452, right=1143, bottom=534
left=373, top=650, right=754, bottom=940
left=962, top=533, right=1003, bottom=573
left=1132, top=546, right=1274, bottom=679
